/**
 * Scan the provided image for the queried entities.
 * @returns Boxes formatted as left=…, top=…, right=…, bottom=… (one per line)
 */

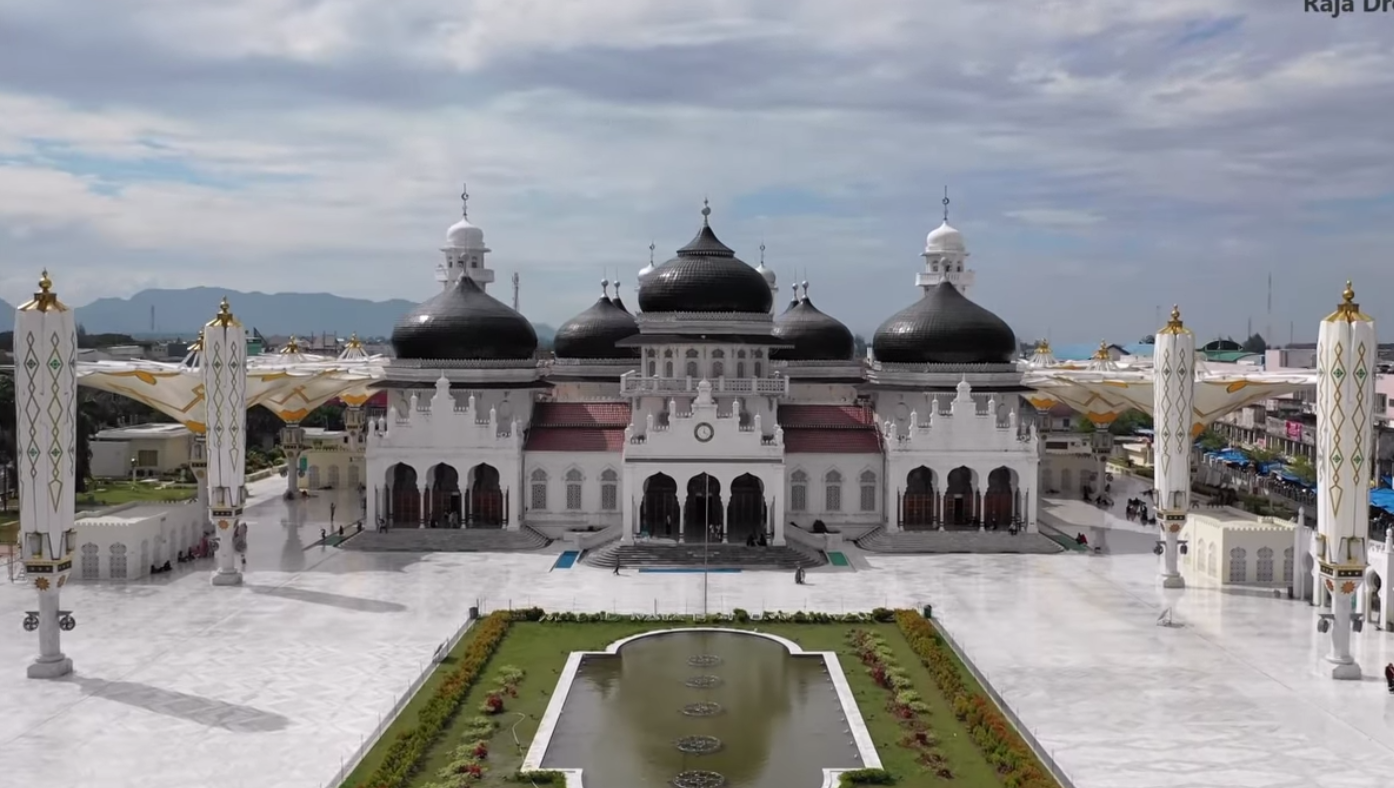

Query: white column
left=507, top=476, right=522, bottom=531
left=418, top=483, right=428, bottom=528
left=191, top=435, right=211, bottom=535
left=282, top=422, right=304, bottom=498
left=1315, top=281, right=1376, bottom=680
left=15, top=271, right=78, bottom=678
left=1154, top=306, right=1195, bottom=589
left=203, top=298, right=249, bottom=587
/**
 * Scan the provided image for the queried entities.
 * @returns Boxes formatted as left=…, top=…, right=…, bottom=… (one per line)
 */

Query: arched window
left=686, top=349, right=700, bottom=358
left=600, top=469, right=619, bottom=511
left=646, top=348, right=656, bottom=357
left=1283, top=547, right=1294, bottom=583
left=530, top=468, right=548, bottom=510
left=825, top=470, right=843, bottom=512
left=754, top=362, right=762, bottom=377
left=859, top=470, right=877, bottom=512
left=712, top=361, right=724, bottom=378
left=711, top=349, right=724, bottom=359
left=664, top=349, right=673, bottom=358
left=737, top=350, right=747, bottom=359
left=790, top=470, right=808, bottom=512
left=647, top=361, right=656, bottom=376
left=686, top=361, right=699, bottom=378
left=1229, top=547, right=1247, bottom=583
left=664, top=361, right=674, bottom=377
left=565, top=469, right=584, bottom=511
left=1256, top=547, right=1274, bottom=582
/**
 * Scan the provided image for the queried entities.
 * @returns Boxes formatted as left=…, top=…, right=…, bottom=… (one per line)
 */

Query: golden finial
left=279, top=335, right=301, bottom=354
left=1092, top=340, right=1110, bottom=360
left=1157, top=303, right=1191, bottom=335
left=1326, top=279, right=1370, bottom=323
left=345, top=332, right=362, bottom=350
left=1035, top=338, right=1051, bottom=354
left=206, top=297, right=242, bottom=328
left=187, top=329, right=204, bottom=353
left=18, top=269, right=67, bottom=313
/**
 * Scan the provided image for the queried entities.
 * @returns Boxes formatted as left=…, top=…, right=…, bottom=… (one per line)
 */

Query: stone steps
left=339, top=526, right=552, bottom=553
left=582, top=541, right=825, bottom=570
left=856, top=527, right=1063, bottom=555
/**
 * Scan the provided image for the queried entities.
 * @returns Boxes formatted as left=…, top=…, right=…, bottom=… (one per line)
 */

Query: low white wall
left=784, top=524, right=843, bottom=552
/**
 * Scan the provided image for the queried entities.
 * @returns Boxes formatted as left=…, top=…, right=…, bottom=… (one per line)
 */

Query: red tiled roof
left=525, top=427, right=627, bottom=452
left=526, top=401, right=630, bottom=452
left=532, top=401, right=631, bottom=428
left=777, top=404, right=877, bottom=429
left=783, top=429, right=882, bottom=454
left=778, top=405, right=881, bottom=454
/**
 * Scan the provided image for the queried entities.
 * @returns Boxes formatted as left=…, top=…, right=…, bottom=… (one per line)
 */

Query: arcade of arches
left=898, top=464, right=1023, bottom=530
left=639, top=472, right=770, bottom=544
left=382, top=462, right=508, bottom=527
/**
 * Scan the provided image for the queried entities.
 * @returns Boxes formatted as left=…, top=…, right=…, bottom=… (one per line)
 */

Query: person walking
left=1384, top=663, right=1394, bottom=693
left=329, top=501, right=336, bottom=525
left=613, top=559, right=622, bottom=575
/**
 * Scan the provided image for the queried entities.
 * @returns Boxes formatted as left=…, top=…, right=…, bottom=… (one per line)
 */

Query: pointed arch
left=564, top=466, right=584, bottom=510
left=600, top=467, right=619, bottom=511
left=790, top=468, right=809, bottom=512
left=824, top=469, right=843, bottom=512
left=530, top=467, right=549, bottom=511
left=641, top=473, right=679, bottom=538
left=902, top=466, right=936, bottom=529
left=858, top=468, right=878, bottom=512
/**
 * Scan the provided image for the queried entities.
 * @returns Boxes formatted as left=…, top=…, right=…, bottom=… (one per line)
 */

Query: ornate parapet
left=368, top=375, right=521, bottom=452
left=622, top=380, right=783, bottom=459
left=883, top=378, right=1037, bottom=454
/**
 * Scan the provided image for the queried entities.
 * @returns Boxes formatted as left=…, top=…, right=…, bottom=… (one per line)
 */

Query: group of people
left=1124, top=498, right=1153, bottom=524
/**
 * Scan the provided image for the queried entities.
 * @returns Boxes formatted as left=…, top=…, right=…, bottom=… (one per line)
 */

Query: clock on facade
left=694, top=422, right=715, bottom=442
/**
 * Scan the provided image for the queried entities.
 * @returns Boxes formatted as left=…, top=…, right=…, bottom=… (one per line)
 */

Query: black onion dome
left=637, top=208, right=774, bottom=314
left=391, top=276, right=538, bottom=360
left=872, top=283, right=1017, bottom=364
left=773, top=296, right=855, bottom=361
left=553, top=296, right=640, bottom=359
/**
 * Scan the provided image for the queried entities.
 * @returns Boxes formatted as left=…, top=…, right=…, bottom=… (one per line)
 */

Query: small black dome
left=637, top=208, right=774, bottom=314
left=773, top=294, right=855, bottom=361
left=553, top=295, right=640, bottom=359
left=872, top=283, right=1017, bottom=364
left=391, top=276, right=538, bottom=360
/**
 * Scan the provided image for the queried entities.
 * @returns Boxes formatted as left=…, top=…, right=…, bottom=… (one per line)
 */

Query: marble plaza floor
left=5, top=478, right=1394, bottom=788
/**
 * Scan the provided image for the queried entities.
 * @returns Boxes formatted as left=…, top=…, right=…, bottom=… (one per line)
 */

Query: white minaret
left=1315, top=280, right=1375, bottom=680
left=203, top=298, right=249, bottom=586
left=439, top=183, right=494, bottom=292
left=916, top=187, right=975, bottom=298
left=15, top=271, right=78, bottom=679
left=1153, top=305, right=1194, bottom=589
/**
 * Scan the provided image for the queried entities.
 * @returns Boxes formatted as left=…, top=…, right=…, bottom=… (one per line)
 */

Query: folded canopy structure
left=1021, top=364, right=1316, bottom=433
left=75, top=337, right=385, bottom=433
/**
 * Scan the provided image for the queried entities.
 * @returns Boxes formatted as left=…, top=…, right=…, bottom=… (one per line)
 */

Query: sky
left=0, top=0, right=1391, bottom=344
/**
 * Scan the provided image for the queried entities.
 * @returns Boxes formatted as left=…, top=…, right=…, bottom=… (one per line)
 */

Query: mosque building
left=364, top=191, right=1040, bottom=546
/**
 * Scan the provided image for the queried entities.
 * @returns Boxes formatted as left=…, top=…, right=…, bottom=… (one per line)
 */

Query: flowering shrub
left=848, top=629, right=951, bottom=778
left=894, top=610, right=1056, bottom=788
left=356, top=611, right=512, bottom=788
left=535, top=610, right=882, bottom=624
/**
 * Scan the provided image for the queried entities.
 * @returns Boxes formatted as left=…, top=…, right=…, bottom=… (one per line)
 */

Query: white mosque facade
left=364, top=195, right=1041, bottom=546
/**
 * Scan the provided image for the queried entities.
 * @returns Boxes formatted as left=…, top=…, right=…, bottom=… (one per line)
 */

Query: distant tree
left=1289, top=455, right=1316, bottom=484
left=1073, top=415, right=1097, bottom=433
left=1139, top=334, right=1155, bottom=345
left=1241, top=333, right=1268, bottom=354
left=853, top=334, right=868, bottom=358
left=1198, top=428, right=1226, bottom=452
left=1107, top=409, right=1153, bottom=435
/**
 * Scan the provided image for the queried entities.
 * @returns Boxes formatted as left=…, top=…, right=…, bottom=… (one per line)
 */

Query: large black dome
left=637, top=207, right=774, bottom=314
left=772, top=291, right=855, bottom=361
left=553, top=292, right=640, bottom=359
left=391, top=276, right=538, bottom=361
left=872, top=283, right=1017, bottom=364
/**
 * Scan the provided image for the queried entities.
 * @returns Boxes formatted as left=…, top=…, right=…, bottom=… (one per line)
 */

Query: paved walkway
left=3, top=473, right=1394, bottom=788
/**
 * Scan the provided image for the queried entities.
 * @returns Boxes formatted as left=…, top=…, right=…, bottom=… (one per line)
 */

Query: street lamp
left=130, top=456, right=138, bottom=484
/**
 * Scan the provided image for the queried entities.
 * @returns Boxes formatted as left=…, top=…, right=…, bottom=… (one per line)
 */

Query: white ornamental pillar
left=1315, top=281, right=1375, bottom=680
left=203, top=298, right=249, bottom=586
left=282, top=422, right=305, bottom=499
left=1154, top=306, right=1195, bottom=589
left=15, top=271, right=78, bottom=679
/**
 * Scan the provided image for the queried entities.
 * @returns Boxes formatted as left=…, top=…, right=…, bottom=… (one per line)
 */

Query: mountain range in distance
left=1, top=288, right=555, bottom=342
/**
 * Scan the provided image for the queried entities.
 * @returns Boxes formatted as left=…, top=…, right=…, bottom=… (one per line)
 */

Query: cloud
left=0, top=0, right=1389, bottom=343
left=1003, top=209, right=1105, bottom=229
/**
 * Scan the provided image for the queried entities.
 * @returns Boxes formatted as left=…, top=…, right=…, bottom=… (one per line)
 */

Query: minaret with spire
left=439, top=182, right=495, bottom=292
left=15, top=270, right=78, bottom=678
left=1314, top=280, right=1375, bottom=680
left=755, top=240, right=778, bottom=312
left=203, top=297, right=249, bottom=586
left=916, top=187, right=975, bottom=298
left=1153, top=305, right=1194, bottom=589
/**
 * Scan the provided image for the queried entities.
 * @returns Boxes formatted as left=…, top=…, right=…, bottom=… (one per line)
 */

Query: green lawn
left=345, top=619, right=1015, bottom=788
left=76, top=481, right=195, bottom=508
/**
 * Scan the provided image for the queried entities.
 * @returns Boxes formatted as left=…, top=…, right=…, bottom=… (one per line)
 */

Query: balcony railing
left=619, top=372, right=790, bottom=397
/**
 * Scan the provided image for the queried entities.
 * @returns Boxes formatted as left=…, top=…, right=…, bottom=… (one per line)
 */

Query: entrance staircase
left=855, top=527, right=1062, bottom=554
left=583, top=540, right=825, bottom=570
left=340, top=526, right=552, bottom=552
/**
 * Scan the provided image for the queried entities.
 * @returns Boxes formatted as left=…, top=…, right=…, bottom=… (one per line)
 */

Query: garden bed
left=343, top=609, right=1056, bottom=788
